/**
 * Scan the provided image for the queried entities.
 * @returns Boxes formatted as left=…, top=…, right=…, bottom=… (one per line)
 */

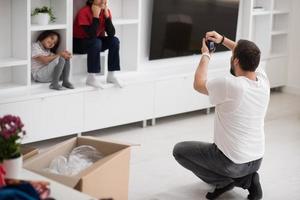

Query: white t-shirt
left=206, top=67, right=270, bottom=164
left=31, top=41, right=53, bottom=74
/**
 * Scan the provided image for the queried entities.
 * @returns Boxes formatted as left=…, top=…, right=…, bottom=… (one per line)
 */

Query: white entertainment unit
left=0, top=0, right=292, bottom=143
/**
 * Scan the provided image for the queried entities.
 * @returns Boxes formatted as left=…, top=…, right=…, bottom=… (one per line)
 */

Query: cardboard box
left=21, top=146, right=39, bottom=161
left=23, top=136, right=131, bottom=200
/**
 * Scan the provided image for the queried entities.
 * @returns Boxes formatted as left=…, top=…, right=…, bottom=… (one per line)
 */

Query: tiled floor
left=31, top=91, right=300, bottom=200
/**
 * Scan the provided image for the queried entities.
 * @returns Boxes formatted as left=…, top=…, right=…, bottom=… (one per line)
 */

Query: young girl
left=31, top=31, right=74, bottom=90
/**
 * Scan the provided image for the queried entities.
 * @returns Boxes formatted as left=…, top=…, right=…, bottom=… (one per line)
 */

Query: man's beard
left=230, top=58, right=236, bottom=76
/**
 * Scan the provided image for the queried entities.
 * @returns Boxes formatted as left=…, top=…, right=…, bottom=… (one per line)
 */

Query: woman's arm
left=105, top=17, right=115, bottom=37
left=81, top=4, right=101, bottom=39
left=82, top=18, right=99, bottom=39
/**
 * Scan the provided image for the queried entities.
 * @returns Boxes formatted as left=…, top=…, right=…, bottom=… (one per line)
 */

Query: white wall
left=286, top=0, right=300, bottom=95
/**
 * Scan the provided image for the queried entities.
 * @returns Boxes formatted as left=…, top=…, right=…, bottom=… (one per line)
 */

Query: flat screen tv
left=149, top=0, right=240, bottom=60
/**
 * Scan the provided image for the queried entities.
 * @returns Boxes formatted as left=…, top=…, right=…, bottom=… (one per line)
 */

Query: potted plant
left=0, top=115, right=26, bottom=179
left=31, top=6, right=56, bottom=25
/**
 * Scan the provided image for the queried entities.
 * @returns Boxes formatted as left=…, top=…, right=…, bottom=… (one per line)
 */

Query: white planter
left=2, top=156, right=23, bottom=179
left=33, top=13, right=50, bottom=25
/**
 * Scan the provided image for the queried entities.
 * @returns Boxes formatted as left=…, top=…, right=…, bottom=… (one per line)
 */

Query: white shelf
left=30, top=23, right=67, bottom=31
left=271, top=30, right=288, bottom=35
left=114, top=19, right=139, bottom=26
left=252, top=10, right=272, bottom=16
left=0, top=82, right=27, bottom=91
left=0, top=58, right=28, bottom=68
left=273, top=10, right=290, bottom=15
left=269, top=53, right=288, bottom=59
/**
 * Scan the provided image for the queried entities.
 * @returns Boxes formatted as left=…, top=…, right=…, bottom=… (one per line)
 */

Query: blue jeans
left=73, top=36, right=120, bottom=73
left=173, top=142, right=262, bottom=189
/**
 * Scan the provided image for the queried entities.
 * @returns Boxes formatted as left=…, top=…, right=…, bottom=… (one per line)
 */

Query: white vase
left=33, top=13, right=50, bottom=25
left=3, top=156, right=23, bottom=179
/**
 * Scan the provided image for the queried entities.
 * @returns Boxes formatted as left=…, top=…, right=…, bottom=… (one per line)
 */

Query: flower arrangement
left=31, top=6, right=56, bottom=23
left=0, top=115, right=26, bottom=163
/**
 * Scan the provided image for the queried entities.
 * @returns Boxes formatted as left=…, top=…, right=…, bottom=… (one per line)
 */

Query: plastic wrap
left=45, top=145, right=104, bottom=176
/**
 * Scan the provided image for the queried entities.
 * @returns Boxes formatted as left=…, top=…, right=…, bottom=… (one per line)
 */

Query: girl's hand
left=92, top=4, right=101, bottom=18
left=58, top=51, right=72, bottom=60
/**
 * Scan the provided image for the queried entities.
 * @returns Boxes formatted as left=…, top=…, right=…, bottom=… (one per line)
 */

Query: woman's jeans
left=73, top=36, right=121, bottom=73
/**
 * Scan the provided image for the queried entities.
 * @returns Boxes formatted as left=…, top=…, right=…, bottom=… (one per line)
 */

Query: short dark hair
left=233, top=40, right=261, bottom=72
left=36, top=30, right=61, bottom=53
left=86, top=0, right=94, bottom=6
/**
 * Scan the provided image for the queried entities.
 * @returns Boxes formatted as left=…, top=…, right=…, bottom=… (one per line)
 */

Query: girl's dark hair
left=36, top=30, right=61, bottom=53
left=86, top=0, right=94, bottom=6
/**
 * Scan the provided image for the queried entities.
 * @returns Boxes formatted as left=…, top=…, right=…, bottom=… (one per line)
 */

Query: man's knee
left=173, top=141, right=190, bottom=159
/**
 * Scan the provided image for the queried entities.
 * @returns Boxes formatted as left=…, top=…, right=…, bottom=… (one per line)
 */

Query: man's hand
left=206, top=31, right=223, bottom=44
left=206, top=31, right=236, bottom=51
left=201, top=38, right=210, bottom=55
left=92, top=4, right=101, bottom=18
left=193, top=38, right=210, bottom=95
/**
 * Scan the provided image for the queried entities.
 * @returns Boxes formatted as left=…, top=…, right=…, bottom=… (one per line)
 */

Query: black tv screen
left=149, top=0, right=240, bottom=60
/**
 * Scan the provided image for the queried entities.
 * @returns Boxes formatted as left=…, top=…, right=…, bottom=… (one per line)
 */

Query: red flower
left=0, top=115, right=25, bottom=140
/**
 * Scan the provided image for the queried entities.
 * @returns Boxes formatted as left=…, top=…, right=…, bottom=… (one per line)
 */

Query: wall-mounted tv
left=149, top=0, right=240, bottom=60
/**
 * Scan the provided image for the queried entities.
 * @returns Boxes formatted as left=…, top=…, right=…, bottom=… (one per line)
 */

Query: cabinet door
left=40, top=93, right=84, bottom=140
left=266, top=57, right=287, bottom=87
left=0, top=99, right=43, bottom=143
left=154, top=77, right=187, bottom=118
left=183, top=76, right=211, bottom=112
left=84, top=83, right=154, bottom=131
left=154, top=76, right=212, bottom=118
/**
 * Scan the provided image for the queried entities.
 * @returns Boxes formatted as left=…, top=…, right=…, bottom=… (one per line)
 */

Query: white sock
left=86, top=73, right=104, bottom=89
left=107, top=71, right=124, bottom=88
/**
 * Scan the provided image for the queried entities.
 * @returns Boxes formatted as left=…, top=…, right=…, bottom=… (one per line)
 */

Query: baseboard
left=283, top=85, right=300, bottom=96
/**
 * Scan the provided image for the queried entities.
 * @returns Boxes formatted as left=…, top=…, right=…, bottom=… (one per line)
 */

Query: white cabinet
left=266, top=57, right=287, bottom=87
left=0, top=99, right=43, bottom=143
left=0, top=93, right=83, bottom=143
left=154, top=75, right=211, bottom=118
left=39, top=93, right=84, bottom=141
left=154, top=77, right=186, bottom=117
left=183, top=76, right=211, bottom=112
left=84, top=83, right=154, bottom=131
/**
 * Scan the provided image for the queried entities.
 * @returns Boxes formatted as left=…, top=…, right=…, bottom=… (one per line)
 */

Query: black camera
left=206, top=40, right=216, bottom=53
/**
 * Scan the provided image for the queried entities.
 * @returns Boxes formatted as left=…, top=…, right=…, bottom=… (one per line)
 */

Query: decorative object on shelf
left=0, top=115, right=26, bottom=179
left=31, top=6, right=56, bottom=25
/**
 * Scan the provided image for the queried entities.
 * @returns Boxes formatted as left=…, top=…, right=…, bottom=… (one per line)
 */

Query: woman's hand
left=101, top=2, right=110, bottom=18
left=92, top=4, right=101, bottom=18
